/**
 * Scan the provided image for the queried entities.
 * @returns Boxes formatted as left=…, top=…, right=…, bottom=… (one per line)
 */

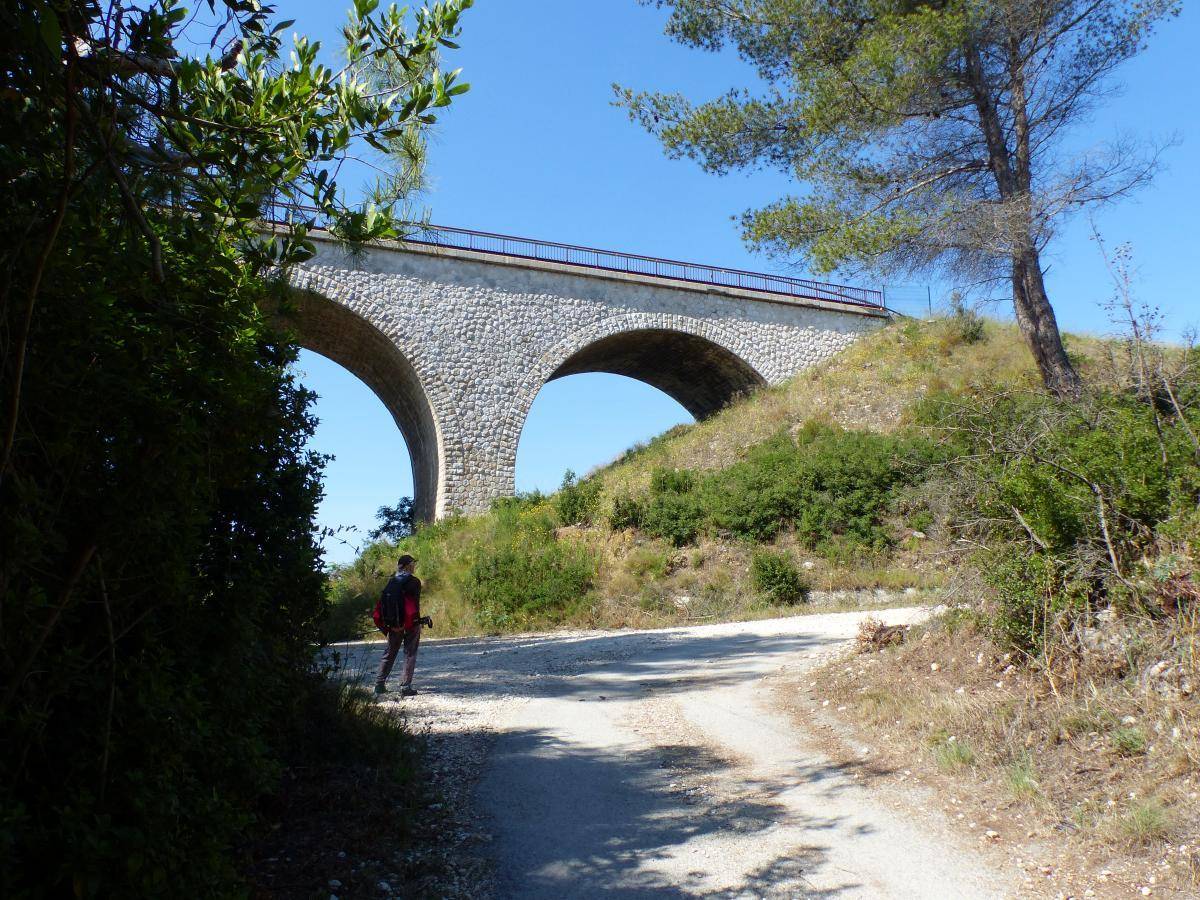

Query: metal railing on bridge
left=265, top=206, right=885, bottom=311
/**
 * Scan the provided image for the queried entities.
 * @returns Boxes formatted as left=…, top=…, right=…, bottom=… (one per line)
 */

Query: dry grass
left=566, top=529, right=922, bottom=631
left=591, top=318, right=1106, bottom=501
left=1111, top=798, right=1175, bottom=846
left=807, top=611, right=1200, bottom=894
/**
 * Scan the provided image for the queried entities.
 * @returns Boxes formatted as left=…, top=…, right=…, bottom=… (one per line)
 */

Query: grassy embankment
left=326, top=312, right=1088, bottom=640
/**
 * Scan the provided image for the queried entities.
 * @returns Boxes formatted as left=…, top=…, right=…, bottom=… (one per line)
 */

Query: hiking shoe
left=374, top=683, right=387, bottom=695
left=400, top=686, right=418, bottom=697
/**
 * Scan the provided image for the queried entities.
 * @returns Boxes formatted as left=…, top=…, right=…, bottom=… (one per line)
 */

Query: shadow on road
left=331, top=625, right=839, bottom=704
left=458, top=725, right=864, bottom=899
left=325, top=618, right=908, bottom=898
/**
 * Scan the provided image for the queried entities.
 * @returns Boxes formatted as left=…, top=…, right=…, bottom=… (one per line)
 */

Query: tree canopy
left=618, top=0, right=1179, bottom=395
left=0, top=0, right=469, bottom=893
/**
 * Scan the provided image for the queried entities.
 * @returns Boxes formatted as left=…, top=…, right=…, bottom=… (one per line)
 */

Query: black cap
left=397, top=554, right=417, bottom=568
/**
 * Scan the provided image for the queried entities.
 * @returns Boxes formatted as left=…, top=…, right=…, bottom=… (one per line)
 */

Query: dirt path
left=338, top=608, right=1022, bottom=899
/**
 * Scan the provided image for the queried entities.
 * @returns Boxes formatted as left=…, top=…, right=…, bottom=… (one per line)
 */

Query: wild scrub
left=1115, top=799, right=1174, bottom=846
left=921, top=343, right=1200, bottom=656
left=750, top=549, right=810, bottom=605
left=1005, top=753, right=1041, bottom=800
left=629, top=424, right=940, bottom=549
left=555, top=470, right=602, bottom=526
left=0, top=0, right=473, bottom=892
left=929, top=732, right=976, bottom=771
left=328, top=497, right=599, bottom=638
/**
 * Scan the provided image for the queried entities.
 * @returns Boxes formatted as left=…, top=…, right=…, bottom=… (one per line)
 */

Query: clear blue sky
left=277, top=0, right=1199, bottom=564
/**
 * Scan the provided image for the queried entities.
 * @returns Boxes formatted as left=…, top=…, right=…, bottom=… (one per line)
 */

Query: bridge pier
left=285, top=231, right=888, bottom=520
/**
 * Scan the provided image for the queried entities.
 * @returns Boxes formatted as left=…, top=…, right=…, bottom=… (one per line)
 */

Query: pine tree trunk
left=1012, top=247, right=1083, bottom=398
left=965, top=41, right=1084, bottom=400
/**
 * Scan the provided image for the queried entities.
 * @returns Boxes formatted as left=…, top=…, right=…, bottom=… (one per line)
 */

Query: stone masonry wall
left=290, top=236, right=886, bottom=518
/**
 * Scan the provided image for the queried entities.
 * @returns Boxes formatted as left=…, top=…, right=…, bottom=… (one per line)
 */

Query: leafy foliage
left=555, top=469, right=602, bottom=526
left=650, top=467, right=697, bottom=495
left=618, top=0, right=1181, bottom=395
left=0, top=0, right=469, bottom=895
left=608, top=494, right=646, bottom=531
left=641, top=470, right=707, bottom=547
left=634, top=424, right=939, bottom=548
left=370, top=496, right=417, bottom=542
left=750, top=549, right=810, bottom=605
left=929, top=371, right=1200, bottom=652
left=461, top=504, right=596, bottom=631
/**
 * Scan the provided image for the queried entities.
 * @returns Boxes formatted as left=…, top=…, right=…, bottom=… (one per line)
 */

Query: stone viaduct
left=284, top=227, right=890, bottom=520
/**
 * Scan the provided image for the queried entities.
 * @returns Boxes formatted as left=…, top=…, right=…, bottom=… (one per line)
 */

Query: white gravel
left=335, top=608, right=1019, bottom=899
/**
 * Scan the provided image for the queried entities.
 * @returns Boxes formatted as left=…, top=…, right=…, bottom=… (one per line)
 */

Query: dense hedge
left=0, top=0, right=474, bottom=892
left=0, top=204, right=330, bottom=894
left=326, top=496, right=598, bottom=637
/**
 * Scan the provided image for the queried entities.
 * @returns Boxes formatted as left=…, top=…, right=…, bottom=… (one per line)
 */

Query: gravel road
left=337, top=608, right=1019, bottom=899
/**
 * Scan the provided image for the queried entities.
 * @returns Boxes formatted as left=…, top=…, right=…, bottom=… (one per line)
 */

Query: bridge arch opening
left=293, top=350, right=414, bottom=563
left=515, top=327, right=767, bottom=492
left=545, top=328, right=767, bottom=420
left=516, top=373, right=693, bottom=493
left=282, top=289, right=442, bottom=525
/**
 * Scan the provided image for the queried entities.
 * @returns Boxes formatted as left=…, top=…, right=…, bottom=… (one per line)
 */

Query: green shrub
left=323, top=578, right=376, bottom=642
left=633, top=424, right=938, bottom=549
left=982, top=549, right=1091, bottom=654
left=650, top=467, right=696, bottom=495
left=492, top=494, right=549, bottom=513
left=1005, top=753, right=1041, bottom=800
left=1117, top=798, right=1173, bottom=845
left=320, top=540, right=404, bottom=642
left=928, top=732, right=976, bottom=770
left=714, top=425, right=934, bottom=546
left=555, top=470, right=602, bottom=525
left=1110, top=725, right=1148, bottom=756
left=933, top=384, right=1200, bottom=653
left=703, top=436, right=801, bottom=542
left=934, top=739, right=976, bottom=770
left=1, top=193, right=330, bottom=898
left=750, top=549, right=810, bottom=605
left=908, top=509, right=934, bottom=533
left=641, top=490, right=706, bottom=547
left=625, top=546, right=671, bottom=579
left=609, top=495, right=645, bottom=530
left=945, top=294, right=986, bottom=345
left=461, top=533, right=596, bottom=631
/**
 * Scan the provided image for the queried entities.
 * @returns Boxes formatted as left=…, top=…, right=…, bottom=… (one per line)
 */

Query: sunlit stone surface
left=288, top=235, right=886, bottom=519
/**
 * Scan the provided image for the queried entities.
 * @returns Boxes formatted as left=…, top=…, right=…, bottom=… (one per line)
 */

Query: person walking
left=374, top=554, right=425, bottom=697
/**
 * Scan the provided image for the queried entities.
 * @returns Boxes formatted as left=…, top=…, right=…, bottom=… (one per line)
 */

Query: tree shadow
left=331, top=624, right=844, bottom=704
left=446, top=725, right=864, bottom=899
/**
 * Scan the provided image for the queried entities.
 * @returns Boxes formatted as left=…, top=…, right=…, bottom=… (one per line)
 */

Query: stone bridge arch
left=287, top=231, right=888, bottom=518
left=496, top=313, right=773, bottom=492
left=282, top=287, right=444, bottom=522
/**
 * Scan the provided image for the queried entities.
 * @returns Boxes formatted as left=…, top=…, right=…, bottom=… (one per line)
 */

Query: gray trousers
left=375, top=626, right=421, bottom=686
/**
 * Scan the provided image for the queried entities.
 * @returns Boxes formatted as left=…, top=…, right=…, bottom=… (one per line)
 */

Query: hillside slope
left=328, top=313, right=1103, bottom=638
left=592, top=313, right=1054, bottom=496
